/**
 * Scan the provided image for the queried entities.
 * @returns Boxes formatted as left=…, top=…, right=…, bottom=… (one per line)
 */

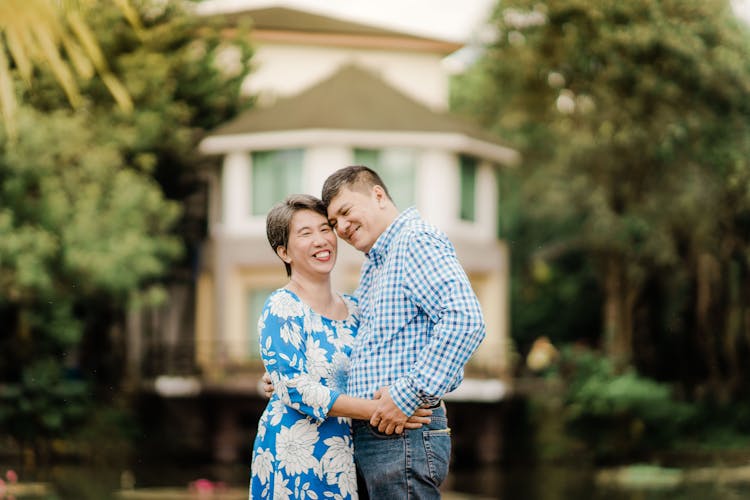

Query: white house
left=194, top=3, right=519, bottom=395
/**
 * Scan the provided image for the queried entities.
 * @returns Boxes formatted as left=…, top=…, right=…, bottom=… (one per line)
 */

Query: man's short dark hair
left=321, top=165, right=392, bottom=207
left=266, top=194, right=327, bottom=277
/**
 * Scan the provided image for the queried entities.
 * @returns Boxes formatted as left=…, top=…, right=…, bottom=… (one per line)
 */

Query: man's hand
left=404, top=407, right=432, bottom=430
left=370, top=386, right=408, bottom=435
left=258, top=372, right=274, bottom=399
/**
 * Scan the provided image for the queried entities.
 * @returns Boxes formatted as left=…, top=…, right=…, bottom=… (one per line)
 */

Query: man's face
left=326, top=186, right=386, bottom=253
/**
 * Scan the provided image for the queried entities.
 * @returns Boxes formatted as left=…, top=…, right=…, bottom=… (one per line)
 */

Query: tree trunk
left=722, top=259, right=742, bottom=398
left=603, top=255, right=633, bottom=369
left=695, top=252, right=725, bottom=402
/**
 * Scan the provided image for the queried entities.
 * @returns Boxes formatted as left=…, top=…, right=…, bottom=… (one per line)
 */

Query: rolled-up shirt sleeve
left=389, top=232, right=486, bottom=416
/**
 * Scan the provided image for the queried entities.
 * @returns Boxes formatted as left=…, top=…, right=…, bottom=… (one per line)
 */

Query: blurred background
left=3, top=0, right=750, bottom=498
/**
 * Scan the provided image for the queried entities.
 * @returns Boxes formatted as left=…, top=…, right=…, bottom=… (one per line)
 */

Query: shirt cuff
left=390, top=377, right=421, bottom=416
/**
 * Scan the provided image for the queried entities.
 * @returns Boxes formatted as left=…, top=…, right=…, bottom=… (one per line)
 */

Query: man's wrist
left=390, top=378, right=420, bottom=416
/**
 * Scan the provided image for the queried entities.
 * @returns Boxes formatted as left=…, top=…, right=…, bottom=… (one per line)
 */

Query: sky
left=733, top=0, right=750, bottom=23
left=198, top=0, right=750, bottom=42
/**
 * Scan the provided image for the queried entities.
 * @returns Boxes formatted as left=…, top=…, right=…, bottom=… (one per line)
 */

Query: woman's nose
left=313, top=230, right=329, bottom=244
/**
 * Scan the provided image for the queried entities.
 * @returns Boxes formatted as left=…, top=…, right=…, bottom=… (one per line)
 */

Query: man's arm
left=388, top=231, right=486, bottom=417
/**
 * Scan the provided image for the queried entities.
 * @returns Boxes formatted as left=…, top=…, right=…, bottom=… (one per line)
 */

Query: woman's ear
left=276, top=246, right=290, bottom=263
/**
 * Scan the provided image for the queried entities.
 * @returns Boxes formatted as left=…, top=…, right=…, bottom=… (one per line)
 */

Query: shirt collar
left=366, top=207, right=419, bottom=265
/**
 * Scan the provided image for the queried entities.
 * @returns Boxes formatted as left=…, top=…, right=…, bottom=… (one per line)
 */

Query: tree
left=0, top=0, right=253, bottom=458
left=456, top=0, right=750, bottom=398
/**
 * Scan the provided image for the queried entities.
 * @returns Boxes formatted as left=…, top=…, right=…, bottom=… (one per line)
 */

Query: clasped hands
left=260, top=373, right=431, bottom=435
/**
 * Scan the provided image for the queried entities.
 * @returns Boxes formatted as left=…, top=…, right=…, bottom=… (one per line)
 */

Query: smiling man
left=322, top=165, right=486, bottom=499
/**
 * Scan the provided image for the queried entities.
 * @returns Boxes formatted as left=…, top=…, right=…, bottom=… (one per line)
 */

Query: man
left=321, top=166, right=486, bottom=498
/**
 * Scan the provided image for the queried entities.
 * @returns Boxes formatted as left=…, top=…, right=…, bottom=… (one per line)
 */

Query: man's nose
left=337, top=219, right=351, bottom=236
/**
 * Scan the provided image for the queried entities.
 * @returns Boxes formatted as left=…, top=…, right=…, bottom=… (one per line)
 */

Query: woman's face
left=278, top=209, right=338, bottom=278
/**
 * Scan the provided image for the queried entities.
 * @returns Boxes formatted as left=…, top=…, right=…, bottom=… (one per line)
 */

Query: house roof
left=202, top=64, right=518, bottom=165
left=208, top=6, right=463, bottom=53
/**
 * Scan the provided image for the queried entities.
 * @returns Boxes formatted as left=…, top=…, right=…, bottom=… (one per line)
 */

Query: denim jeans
left=352, top=405, right=451, bottom=499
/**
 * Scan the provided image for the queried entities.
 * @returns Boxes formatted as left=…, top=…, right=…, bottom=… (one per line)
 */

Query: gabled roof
left=201, top=65, right=519, bottom=166
left=208, top=6, right=462, bottom=54
left=225, top=6, right=428, bottom=39
left=215, top=64, right=496, bottom=137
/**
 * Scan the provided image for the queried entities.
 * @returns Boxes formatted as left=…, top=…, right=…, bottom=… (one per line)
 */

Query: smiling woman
left=0, top=0, right=137, bottom=138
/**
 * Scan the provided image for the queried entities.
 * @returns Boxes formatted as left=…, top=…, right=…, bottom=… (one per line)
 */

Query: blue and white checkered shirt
left=347, top=207, right=486, bottom=416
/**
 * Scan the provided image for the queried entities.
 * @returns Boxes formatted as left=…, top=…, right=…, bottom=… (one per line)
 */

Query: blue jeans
left=352, top=405, right=451, bottom=499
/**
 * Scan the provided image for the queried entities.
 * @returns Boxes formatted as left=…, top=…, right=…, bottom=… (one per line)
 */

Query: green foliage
left=496, top=170, right=602, bottom=351
left=66, top=402, right=140, bottom=464
left=455, top=0, right=750, bottom=394
left=0, top=105, right=182, bottom=360
left=0, top=0, right=254, bottom=458
left=0, top=359, right=90, bottom=452
left=559, top=346, right=696, bottom=461
left=675, top=401, right=750, bottom=451
left=479, top=0, right=750, bottom=268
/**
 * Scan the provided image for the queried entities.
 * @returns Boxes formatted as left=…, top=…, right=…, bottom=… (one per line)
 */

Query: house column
left=416, top=150, right=456, bottom=228
left=214, top=153, right=251, bottom=374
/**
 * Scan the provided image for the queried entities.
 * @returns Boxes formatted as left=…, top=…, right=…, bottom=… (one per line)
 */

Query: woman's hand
left=258, top=372, right=274, bottom=398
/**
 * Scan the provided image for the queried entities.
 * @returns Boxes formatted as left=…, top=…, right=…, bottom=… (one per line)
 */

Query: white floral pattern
left=272, top=473, right=292, bottom=500
left=250, top=289, right=359, bottom=500
left=289, top=374, right=332, bottom=416
left=269, top=291, right=305, bottom=319
left=304, top=338, right=331, bottom=381
left=252, top=448, right=274, bottom=485
left=276, top=419, right=320, bottom=476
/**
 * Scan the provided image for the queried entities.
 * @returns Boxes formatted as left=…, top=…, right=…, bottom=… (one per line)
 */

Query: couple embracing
left=249, top=166, right=486, bottom=499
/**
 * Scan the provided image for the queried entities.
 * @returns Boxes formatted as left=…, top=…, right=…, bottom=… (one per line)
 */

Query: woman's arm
left=328, top=395, right=434, bottom=432
left=259, top=293, right=339, bottom=422
left=260, top=370, right=433, bottom=428
left=328, top=395, right=376, bottom=420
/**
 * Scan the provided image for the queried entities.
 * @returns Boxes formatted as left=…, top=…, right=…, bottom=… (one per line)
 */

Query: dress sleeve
left=258, top=294, right=340, bottom=423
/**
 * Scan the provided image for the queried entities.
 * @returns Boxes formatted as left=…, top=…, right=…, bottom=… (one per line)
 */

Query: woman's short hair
left=266, top=194, right=328, bottom=277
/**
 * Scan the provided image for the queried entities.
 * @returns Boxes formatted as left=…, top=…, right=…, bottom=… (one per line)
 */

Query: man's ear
left=373, top=185, right=387, bottom=206
left=276, top=246, right=290, bottom=263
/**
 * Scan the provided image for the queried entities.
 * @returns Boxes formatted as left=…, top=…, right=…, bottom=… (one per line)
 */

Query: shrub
left=558, top=346, right=696, bottom=462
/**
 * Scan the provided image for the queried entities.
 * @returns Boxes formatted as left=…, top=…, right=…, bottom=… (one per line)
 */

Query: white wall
left=416, top=149, right=456, bottom=229
left=216, top=144, right=499, bottom=243
left=304, top=145, right=354, bottom=195
left=243, top=44, right=449, bottom=110
left=217, top=145, right=354, bottom=238
left=220, top=152, right=252, bottom=234
left=475, top=161, right=498, bottom=240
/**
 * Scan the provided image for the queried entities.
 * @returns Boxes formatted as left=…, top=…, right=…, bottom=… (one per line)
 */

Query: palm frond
left=0, top=0, right=137, bottom=139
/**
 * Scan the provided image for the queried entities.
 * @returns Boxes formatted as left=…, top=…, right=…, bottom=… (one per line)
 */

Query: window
left=246, top=288, right=275, bottom=359
left=251, top=149, right=304, bottom=216
left=459, top=155, right=478, bottom=221
left=354, top=148, right=416, bottom=209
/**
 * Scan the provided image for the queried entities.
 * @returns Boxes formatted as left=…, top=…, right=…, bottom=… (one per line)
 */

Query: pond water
left=4, top=462, right=750, bottom=499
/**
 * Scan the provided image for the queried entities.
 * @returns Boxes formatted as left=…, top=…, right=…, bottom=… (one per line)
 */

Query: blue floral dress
left=250, top=288, right=359, bottom=500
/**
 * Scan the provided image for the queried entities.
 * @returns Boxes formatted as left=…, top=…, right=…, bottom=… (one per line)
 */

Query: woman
left=249, top=195, right=429, bottom=499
